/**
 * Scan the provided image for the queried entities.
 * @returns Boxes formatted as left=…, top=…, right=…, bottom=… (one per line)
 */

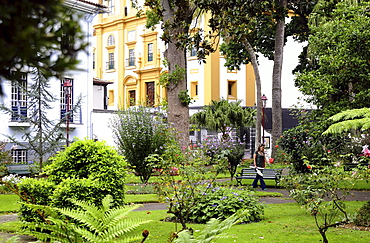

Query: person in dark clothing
left=252, top=144, right=268, bottom=190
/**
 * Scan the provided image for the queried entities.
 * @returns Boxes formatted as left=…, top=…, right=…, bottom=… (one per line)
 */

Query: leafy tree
left=0, top=0, right=86, bottom=96
left=295, top=1, right=370, bottom=115
left=191, top=98, right=255, bottom=140
left=110, top=106, right=169, bottom=183
left=0, top=68, right=81, bottom=171
left=195, top=0, right=317, bottom=158
left=133, top=0, right=200, bottom=148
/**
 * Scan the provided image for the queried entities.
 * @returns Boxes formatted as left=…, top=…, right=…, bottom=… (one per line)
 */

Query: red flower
left=307, top=165, right=312, bottom=169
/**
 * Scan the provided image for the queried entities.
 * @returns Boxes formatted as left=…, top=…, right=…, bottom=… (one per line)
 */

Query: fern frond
left=329, top=108, right=370, bottom=122
left=174, top=209, right=250, bottom=243
left=323, top=118, right=370, bottom=134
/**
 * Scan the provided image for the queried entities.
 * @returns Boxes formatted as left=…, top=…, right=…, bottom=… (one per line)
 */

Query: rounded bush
left=17, top=178, right=55, bottom=223
left=187, top=186, right=264, bottom=224
left=354, top=200, right=370, bottom=227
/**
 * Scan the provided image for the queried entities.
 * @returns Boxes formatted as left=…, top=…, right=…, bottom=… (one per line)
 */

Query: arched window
left=107, top=35, right=115, bottom=46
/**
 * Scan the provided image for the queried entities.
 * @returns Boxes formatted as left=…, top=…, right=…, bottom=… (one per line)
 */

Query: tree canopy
left=295, top=1, right=370, bottom=114
left=0, top=0, right=86, bottom=93
left=190, top=98, right=255, bottom=140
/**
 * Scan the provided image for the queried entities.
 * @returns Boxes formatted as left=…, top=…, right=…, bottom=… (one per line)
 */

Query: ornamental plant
left=151, top=145, right=215, bottom=230
left=196, top=136, right=245, bottom=178
left=187, top=186, right=263, bottom=224
left=281, top=165, right=359, bottom=243
left=111, top=106, right=169, bottom=183
left=16, top=139, right=127, bottom=225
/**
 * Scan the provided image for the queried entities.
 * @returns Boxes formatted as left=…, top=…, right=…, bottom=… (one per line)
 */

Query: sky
left=258, top=37, right=312, bottom=109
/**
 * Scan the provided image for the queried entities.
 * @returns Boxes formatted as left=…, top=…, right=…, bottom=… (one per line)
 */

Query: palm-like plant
left=21, top=195, right=151, bottom=243
left=323, top=108, right=370, bottom=134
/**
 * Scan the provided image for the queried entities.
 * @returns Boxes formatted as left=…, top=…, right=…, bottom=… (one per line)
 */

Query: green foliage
left=196, top=137, right=245, bottom=178
left=110, top=106, right=169, bottom=183
left=178, top=90, right=193, bottom=106
left=174, top=209, right=251, bottom=243
left=0, top=0, right=87, bottom=84
left=187, top=186, right=263, bottom=224
left=21, top=195, right=151, bottom=243
left=159, top=63, right=186, bottom=87
left=324, top=108, right=370, bottom=134
left=0, top=141, right=11, bottom=175
left=295, top=1, right=370, bottom=113
left=17, top=178, right=55, bottom=224
left=281, top=166, right=359, bottom=243
left=16, top=139, right=127, bottom=225
left=354, top=200, right=370, bottom=227
left=152, top=146, right=215, bottom=229
left=191, top=98, right=255, bottom=140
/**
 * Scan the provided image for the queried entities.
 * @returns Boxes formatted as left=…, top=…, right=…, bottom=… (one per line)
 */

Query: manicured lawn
left=1, top=194, right=368, bottom=242
left=0, top=195, right=19, bottom=213
left=122, top=201, right=369, bottom=243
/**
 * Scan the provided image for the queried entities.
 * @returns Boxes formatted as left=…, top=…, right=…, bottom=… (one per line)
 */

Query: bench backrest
left=239, top=168, right=281, bottom=178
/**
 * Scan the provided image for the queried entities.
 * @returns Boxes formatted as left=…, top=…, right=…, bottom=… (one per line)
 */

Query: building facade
left=91, top=0, right=257, bottom=145
left=0, top=0, right=107, bottom=164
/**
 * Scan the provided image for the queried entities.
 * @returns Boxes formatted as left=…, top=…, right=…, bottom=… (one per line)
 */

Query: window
left=146, top=82, right=155, bottom=107
left=12, top=149, right=28, bottom=164
left=107, top=53, right=115, bottom=70
left=11, top=73, right=28, bottom=121
left=60, top=78, right=74, bottom=122
left=93, top=52, right=95, bottom=69
left=191, top=81, right=198, bottom=98
left=127, top=30, right=136, bottom=42
left=190, top=46, right=197, bottom=57
left=127, top=49, right=135, bottom=66
left=106, top=0, right=115, bottom=15
left=228, top=80, right=237, bottom=99
left=148, top=43, right=153, bottom=62
left=128, top=90, right=136, bottom=106
left=108, top=90, right=114, bottom=106
left=107, top=35, right=115, bottom=46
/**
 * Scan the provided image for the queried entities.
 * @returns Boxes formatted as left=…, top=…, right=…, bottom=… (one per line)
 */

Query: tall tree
left=0, top=0, right=86, bottom=96
left=0, top=68, right=81, bottom=171
left=295, top=0, right=370, bottom=115
left=195, top=0, right=315, bottom=158
left=133, top=0, right=200, bottom=148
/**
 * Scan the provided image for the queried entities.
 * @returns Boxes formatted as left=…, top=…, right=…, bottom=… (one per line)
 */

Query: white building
left=0, top=0, right=107, bottom=164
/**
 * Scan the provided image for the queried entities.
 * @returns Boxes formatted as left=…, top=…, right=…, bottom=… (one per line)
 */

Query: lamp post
left=261, top=94, right=268, bottom=144
left=63, top=79, right=72, bottom=147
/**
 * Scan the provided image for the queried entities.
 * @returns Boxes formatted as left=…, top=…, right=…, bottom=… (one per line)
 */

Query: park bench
left=5, top=164, right=36, bottom=176
left=235, top=168, right=282, bottom=187
left=343, top=163, right=370, bottom=171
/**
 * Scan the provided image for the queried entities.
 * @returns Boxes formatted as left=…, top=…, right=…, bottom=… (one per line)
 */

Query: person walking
left=252, top=144, right=268, bottom=190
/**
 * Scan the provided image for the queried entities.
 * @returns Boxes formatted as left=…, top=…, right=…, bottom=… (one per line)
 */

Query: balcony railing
left=106, top=61, right=115, bottom=70
left=126, top=57, right=135, bottom=67
left=60, top=105, right=82, bottom=124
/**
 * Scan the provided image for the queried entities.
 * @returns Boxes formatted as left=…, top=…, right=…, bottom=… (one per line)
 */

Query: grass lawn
left=122, top=201, right=369, bottom=243
left=0, top=195, right=368, bottom=242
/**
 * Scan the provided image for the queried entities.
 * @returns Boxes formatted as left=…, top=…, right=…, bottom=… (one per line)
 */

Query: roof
left=64, top=0, right=107, bottom=14
left=93, top=77, right=114, bottom=85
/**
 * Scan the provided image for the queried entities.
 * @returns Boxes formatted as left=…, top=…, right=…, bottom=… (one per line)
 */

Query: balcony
left=126, top=57, right=135, bottom=67
left=106, top=61, right=115, bottom=70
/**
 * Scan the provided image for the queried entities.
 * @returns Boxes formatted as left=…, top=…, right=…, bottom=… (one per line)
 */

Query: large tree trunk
left=162, top=0, right=190, bottom=148
left=245, top=40, right=262, bottom=151
left=271, top=0, right=287, bottom=159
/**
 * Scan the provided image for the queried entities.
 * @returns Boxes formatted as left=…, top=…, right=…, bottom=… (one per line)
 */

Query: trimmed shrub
left=18, top=139, right=127, bottom=223
left=17, top=178, right=55, bottom=223
left=187, top=186, right=264, bottom=224
left=354, top=201, right=370, bottom=227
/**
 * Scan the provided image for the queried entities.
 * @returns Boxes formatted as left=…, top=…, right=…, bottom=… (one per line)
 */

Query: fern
left=174, top=209, right=250, bottom=243
left=20, top=195, right=151, bottom=242
left=323, top=108, right=370, bottom=134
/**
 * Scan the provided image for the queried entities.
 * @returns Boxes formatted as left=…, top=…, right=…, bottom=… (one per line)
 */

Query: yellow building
left=92, top=0, right=256, bottom=112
